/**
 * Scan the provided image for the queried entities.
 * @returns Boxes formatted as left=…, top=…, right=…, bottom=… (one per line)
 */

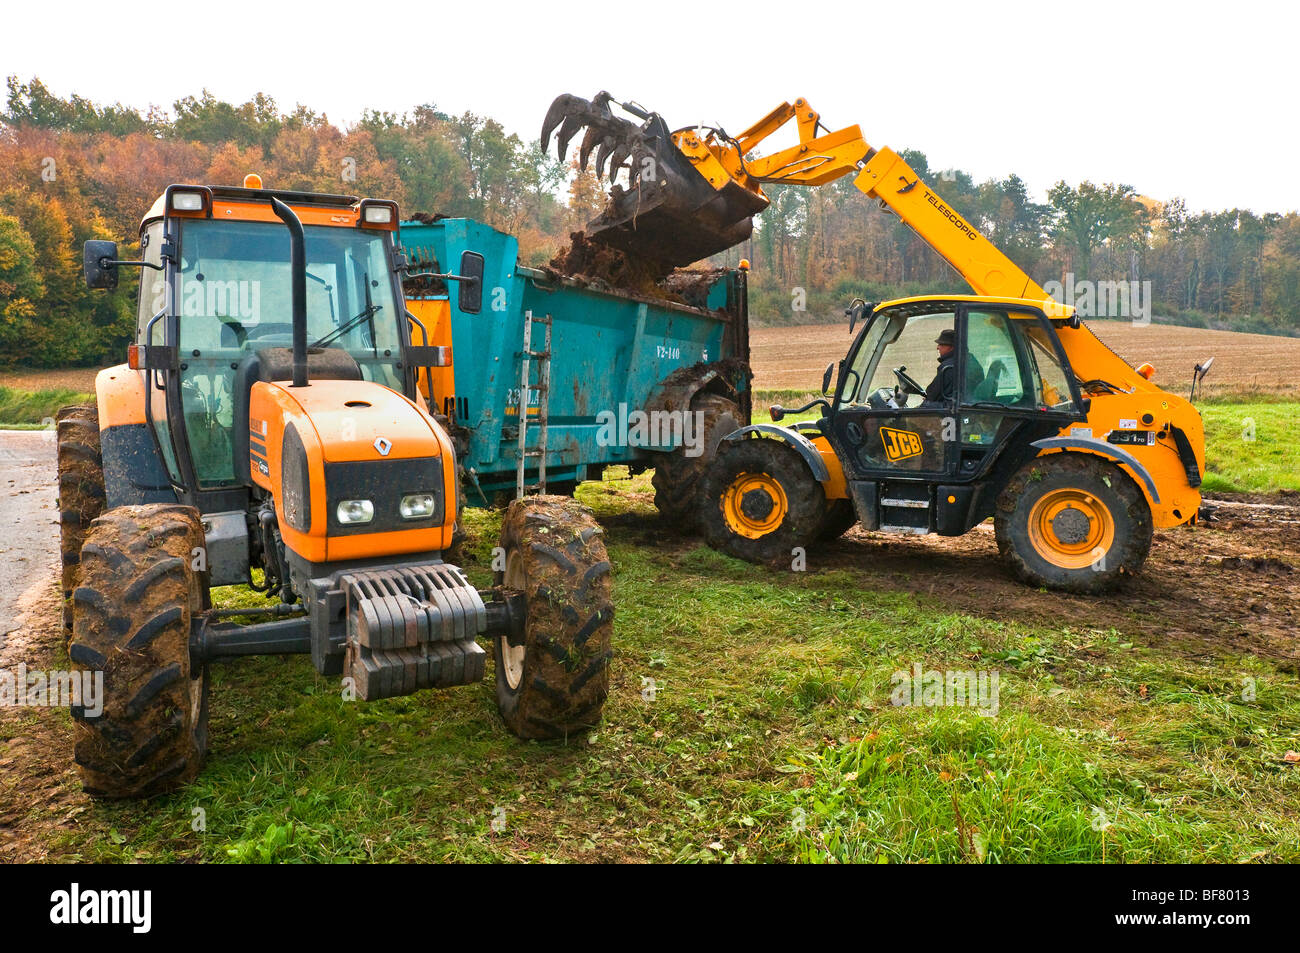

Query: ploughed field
left=751, top=320, right=1300, bottom=397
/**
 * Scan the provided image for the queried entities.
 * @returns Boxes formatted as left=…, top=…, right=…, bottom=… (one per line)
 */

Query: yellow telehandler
left=543, top=93, right=1208, bottom=592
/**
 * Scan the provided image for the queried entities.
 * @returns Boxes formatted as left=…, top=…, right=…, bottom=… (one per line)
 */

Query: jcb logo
left=881, top=426, right=923, bottom=462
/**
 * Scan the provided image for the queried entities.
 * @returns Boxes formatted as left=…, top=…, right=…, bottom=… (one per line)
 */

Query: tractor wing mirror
left=822, top=361, right=837, bottom=396
left=83, top=240, right=119, bottom=290
left=458, top=251, right=484, bottom=314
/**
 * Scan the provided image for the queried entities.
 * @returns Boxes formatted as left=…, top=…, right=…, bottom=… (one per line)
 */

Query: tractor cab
left=823, top=295, right=1087, bottom=517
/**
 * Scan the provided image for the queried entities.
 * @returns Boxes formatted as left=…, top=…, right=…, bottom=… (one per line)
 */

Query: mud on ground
left=814, top=491, right=1299, bottom=668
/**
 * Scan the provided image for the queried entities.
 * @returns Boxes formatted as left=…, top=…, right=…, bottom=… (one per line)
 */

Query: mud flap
left=341, top=563, right=487, bottom=700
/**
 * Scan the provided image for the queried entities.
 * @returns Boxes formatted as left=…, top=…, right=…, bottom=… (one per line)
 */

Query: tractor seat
left=232, top=347, right=363, bottom=484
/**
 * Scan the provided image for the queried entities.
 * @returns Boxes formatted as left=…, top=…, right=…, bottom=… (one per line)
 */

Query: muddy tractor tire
left=56, top=404, right=105, bottom=638
left=494, top=496, right=614, bottom=740
left=817, top=499, right=858, bottom=542
left=995, top=453, right=1153, bottom=594
left=652, top=391, right=742, bottom=532
left=700, top=437, right=827, bottom=566
left=69, top=504, right=210, bottom=798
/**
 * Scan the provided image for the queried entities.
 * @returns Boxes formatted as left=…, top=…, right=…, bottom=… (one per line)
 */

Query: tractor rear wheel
left=995, top=453, right=1153, bottom=594
left=700, top=438, right=826, bottom=565
left=494, top=496, right=613, bottom=740
left=56, top=404, right=105, bottom=639
left=652, top=391, right=742, bottom=532
left=69, top=504, right=210, bottom=798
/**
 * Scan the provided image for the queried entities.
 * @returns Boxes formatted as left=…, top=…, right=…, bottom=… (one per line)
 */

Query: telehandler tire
left=494, top=496, right=613, bottom=740
left=996, top=453, right=1153, bottom=594
left=69, top=504, right=210, bottom=798
left=700, top=437, right=827, bottom=566
left=652, top=391, right=742, bottom=532
left=56, top=404, right=105, bottom=639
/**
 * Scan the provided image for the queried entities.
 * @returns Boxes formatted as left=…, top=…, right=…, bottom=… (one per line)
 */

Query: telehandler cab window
left=845, top=310, right=957, bottom=409
left=963, top=311, right=1027, bottom=406
left=173, top=219, right=404, bottom=487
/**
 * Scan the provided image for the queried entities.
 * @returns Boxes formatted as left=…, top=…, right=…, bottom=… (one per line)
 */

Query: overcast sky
left=2, top=0, right=1295, bottom=214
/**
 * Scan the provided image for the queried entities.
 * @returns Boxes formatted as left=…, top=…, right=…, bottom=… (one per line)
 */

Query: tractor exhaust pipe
left=269, top=197, right=309, bottom=387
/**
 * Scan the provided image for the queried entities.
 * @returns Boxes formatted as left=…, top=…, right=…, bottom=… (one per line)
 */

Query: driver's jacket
left=924, top=352, right=984, bottom=404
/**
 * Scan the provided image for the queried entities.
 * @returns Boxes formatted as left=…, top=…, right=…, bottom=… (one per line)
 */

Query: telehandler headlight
left=400, top=493, right=436, bottom=520
left=337, top=499, right=375, bottom=524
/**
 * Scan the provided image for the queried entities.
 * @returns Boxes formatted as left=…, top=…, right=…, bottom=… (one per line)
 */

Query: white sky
left=2, top=0, right=1295, bottom=214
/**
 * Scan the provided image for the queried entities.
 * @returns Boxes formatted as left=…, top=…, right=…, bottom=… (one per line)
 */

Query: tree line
left=1, top=76, right=1296, bottom=368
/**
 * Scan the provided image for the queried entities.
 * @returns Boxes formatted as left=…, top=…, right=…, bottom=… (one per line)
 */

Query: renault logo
left=374, top=436, right=392, bottom=456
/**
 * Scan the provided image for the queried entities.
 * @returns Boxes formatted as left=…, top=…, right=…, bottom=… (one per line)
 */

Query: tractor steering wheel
left=893, top=365, right=926, bottom=397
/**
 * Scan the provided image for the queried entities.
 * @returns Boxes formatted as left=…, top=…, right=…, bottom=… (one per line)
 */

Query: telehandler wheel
left=56, top=404, right=105, bottom=639
left=652, top=391, right=742, bottom=532
left=69, top=504, right=210, bottom=798
left=818, top=499, right=858, bottom=542
left=700, top=438, right=826, bottom=566
left=494, top=496, right=613, bottom=740
left=996, top=453, right=1153, bottom=594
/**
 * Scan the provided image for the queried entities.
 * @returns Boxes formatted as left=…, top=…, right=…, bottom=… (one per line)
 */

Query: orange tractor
left=62, top=179, right=613, bottom=797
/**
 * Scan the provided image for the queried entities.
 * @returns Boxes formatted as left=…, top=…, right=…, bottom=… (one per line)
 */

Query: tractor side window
left=860, top=311, right=956, bottom=408
left=137, top=222, right=167, bottom=343
left=963, top=311, right=1027, bottom=406
left=1024, top=328, right=1079, bottom=412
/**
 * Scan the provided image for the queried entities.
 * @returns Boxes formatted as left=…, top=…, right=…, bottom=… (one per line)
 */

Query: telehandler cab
left=61, top=178, right=613, bottom=797
left=545, top=93, right=1208, bottom=592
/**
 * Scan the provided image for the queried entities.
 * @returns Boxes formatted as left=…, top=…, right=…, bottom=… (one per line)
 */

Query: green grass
left=29, top=473, right=1300, bottom=863
left=1199, top=400, right=1300, bottom=493
left=0, top=386, right=92, bottom=428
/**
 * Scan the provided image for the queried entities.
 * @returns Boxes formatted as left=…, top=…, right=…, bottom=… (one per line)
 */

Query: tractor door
left=829, top=307, right=961, bottom=482
left=952, top=306, right=1087, bottom=484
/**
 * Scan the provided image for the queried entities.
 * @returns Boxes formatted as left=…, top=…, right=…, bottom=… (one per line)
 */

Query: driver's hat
left=935, top=329, right=956, bottom=346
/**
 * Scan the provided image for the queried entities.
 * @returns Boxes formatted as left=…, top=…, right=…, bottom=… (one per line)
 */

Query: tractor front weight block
left=190, top=562, right=527, bottom=703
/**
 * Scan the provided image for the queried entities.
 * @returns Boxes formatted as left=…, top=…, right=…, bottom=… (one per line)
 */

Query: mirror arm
left=100, top=258, right=163, bottom=272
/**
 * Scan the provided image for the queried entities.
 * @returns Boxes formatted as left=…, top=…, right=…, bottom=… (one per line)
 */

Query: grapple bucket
left=542, top=92, right=768, bottom=272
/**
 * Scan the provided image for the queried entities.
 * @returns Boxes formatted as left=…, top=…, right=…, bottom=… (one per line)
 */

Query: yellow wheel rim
left=1027, top=488, right=1115, bottom=570
left=722, top=471, right=789, bottom=539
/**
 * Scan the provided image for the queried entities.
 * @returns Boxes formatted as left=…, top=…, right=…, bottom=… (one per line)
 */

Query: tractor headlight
left=337, top=499, right=374, bottom=525
left=400, top=493, right=436, bottom=520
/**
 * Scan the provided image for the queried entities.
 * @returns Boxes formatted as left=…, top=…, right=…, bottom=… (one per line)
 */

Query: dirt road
left=0, top=432, right=58, bottom=638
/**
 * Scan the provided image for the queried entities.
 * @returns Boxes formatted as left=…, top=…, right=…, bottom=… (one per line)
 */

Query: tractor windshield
left=172, top=218, right=404, bottom=487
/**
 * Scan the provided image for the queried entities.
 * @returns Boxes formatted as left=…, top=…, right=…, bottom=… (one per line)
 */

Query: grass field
left=15, top=476, right=1297, bottom=863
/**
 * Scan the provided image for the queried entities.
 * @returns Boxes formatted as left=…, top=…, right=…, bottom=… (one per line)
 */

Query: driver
left=924, top=329, right=983, bottom=405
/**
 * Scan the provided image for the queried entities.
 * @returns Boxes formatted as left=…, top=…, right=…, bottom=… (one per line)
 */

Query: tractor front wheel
left=69, top=504, right=210, bottom=798
left=995, top=453, right=1153, bottom=594
left=700, top=438, right=827, bottom=565
left=494, top=496, right=613, bottom=740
